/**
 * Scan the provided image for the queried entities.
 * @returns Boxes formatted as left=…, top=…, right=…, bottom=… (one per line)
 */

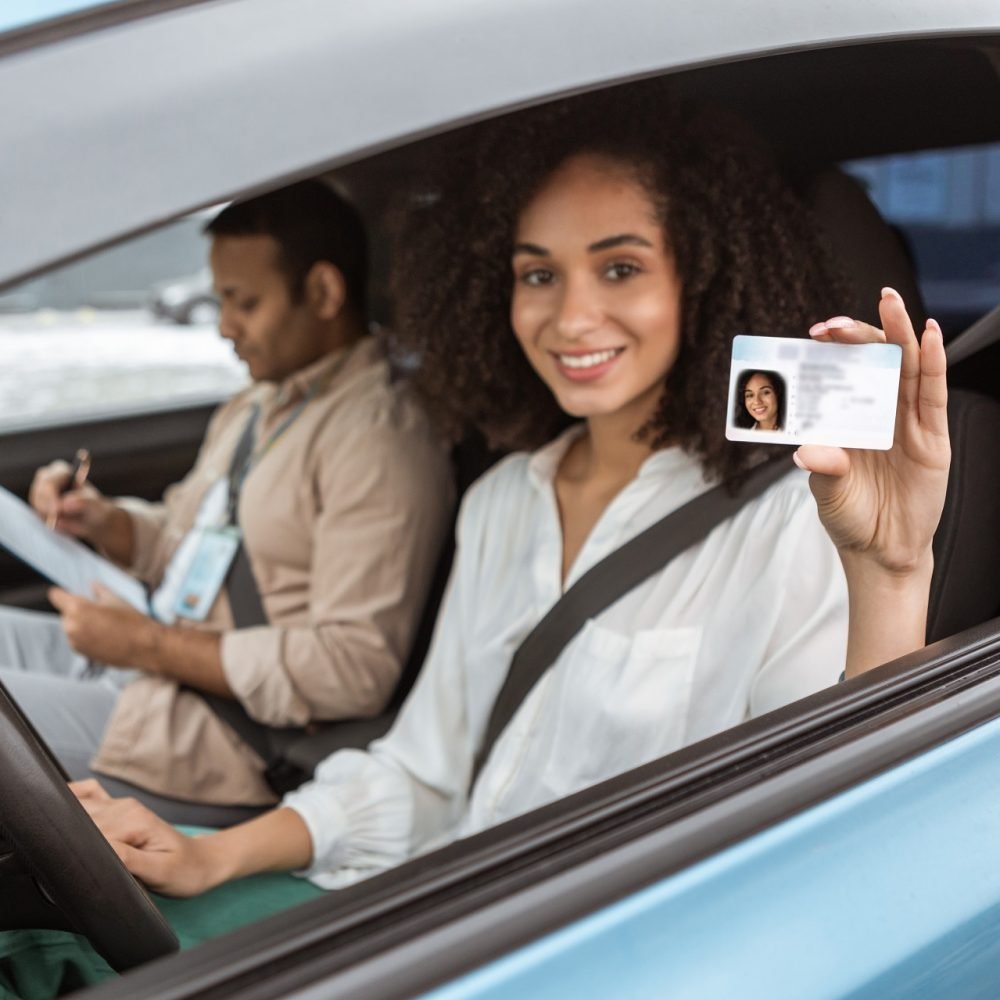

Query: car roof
left=1, top=1, right=998, bottom=285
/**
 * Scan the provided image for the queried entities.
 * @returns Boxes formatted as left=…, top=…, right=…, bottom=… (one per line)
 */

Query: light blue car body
left=427, top=717, right=1000, bottom=999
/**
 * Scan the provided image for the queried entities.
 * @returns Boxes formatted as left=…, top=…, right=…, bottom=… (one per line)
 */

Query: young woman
left=738, top=370, right=785, bottom=431
left=76, top=90, right=949, bottom=897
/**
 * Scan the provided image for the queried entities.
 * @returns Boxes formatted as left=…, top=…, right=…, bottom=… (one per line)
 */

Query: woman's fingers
left=794, top=445, right=851, bottom=479
left=918, top=318, right=948, bottom=437
left=811, top=290, right=944, bottom=437
left=113, top=839, right=172, bottom=892
left=70, top=778, right=111, bottom=803
left=878, top=287, right=922, bottom=411
left=808, top=317, right=887, bottom=345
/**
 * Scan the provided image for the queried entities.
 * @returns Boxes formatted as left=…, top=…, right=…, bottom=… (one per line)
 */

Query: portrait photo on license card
left=725, top=335, right=902, bottom=450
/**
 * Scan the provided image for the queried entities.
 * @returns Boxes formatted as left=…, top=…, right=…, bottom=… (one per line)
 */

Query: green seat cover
left=0, top=827, right=325, bottom=999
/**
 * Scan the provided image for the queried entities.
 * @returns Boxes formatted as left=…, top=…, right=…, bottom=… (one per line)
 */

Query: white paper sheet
left=0, top=486, right=148, bottom=612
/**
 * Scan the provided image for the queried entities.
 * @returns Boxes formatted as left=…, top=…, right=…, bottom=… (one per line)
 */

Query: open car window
left=0, top=213, right=247, bottom=434
left=0, top=214, right=244, bottom=433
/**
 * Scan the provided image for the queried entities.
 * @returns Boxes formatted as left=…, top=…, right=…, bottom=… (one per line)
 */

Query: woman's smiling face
left=744, top=373, right=778, bottom=427
left=510, top=153, right=682, bottom=428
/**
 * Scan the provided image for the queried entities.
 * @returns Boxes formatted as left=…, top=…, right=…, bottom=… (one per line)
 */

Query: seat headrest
left=802, top=168, right=928, bottom=330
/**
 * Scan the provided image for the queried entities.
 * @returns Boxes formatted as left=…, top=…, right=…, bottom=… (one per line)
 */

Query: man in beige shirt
left=0, top=181, right=454, bottom=825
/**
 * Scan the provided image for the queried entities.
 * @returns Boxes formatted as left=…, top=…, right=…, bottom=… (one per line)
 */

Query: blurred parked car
left=0, top=214, right=212, bottom=314
left=148, top=268, right=218, bottom=326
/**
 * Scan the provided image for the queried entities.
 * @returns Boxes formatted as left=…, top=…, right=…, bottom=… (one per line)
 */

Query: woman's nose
left=554, top=276, right=602, bottom=340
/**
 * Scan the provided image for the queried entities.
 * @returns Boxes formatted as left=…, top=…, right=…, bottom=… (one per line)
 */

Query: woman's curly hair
left=391, top=83, right=852, bottom=481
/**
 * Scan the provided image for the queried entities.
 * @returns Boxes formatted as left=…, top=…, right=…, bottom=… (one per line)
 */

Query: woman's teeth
left=558, top=348, right=622, bottom=369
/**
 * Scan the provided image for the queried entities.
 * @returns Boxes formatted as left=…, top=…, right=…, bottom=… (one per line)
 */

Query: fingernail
left=881, top=286, right=902, bottom=302
left=823, top=316, right=856, bottom=330
left=808, top=322, right=828, bottom=338
left=926, top=317, right=942, bottom=335
left=792, top=449, right=806, bottom=470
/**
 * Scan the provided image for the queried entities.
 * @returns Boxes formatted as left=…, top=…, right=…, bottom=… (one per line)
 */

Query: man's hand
left=72, top=779, right=223, bottom=897
left=29, top=461, right=134, bottom=563
left=49, top=585, right=157, bottom=668
left=50, top=584, right=233, bottom=694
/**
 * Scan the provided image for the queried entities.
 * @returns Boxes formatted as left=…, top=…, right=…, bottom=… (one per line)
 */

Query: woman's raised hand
left=794, top=288, right=950, bottom=675
left=797, top=287, right=949, bottom=574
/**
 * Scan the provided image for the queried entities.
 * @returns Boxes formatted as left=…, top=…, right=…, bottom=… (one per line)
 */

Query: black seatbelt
left=469, top=455, right=795, bottom=789
left=224, top=406, right=269, bottom=631
left=200, top=444, right=793, bottom=793
left=196, top=408, right=278, bottom=762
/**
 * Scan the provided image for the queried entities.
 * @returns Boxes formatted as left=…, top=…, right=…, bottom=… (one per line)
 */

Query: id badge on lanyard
left=174, top=525, right=242, bottom=621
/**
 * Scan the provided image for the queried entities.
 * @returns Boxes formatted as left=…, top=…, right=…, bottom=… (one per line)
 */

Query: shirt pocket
left=541, top=619, right=702, bottom=793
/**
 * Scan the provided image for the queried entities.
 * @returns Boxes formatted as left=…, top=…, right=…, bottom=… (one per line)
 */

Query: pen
left=47, top=448, right=91, bottom=530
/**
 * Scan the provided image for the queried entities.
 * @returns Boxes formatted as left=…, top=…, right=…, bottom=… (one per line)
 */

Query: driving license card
left=174, top=526, right=241, bottom=621
left=725, top=335, right=902, bottom=450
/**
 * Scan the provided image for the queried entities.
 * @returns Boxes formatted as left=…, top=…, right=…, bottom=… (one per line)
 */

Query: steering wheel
left=0, top=679, right=178, bottom=972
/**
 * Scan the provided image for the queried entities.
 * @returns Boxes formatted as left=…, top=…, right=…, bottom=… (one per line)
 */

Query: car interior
left=2, top=22, right=1000, bottom=998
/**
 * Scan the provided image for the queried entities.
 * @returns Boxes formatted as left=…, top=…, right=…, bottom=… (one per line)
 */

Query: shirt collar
left=526, top=424, right=587, bottom=489
left=266, top=336, right=381, bottom=408
left=526, top=423, right=710, bottom=491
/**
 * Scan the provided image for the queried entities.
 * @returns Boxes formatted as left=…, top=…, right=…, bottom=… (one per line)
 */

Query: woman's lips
left=552, top=347, right=625, bottom=382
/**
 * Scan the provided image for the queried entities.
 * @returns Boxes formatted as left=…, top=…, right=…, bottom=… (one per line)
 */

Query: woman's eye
left=519, top=268, right=554, bottom=287
left=604, top=261, right=641, bottom=281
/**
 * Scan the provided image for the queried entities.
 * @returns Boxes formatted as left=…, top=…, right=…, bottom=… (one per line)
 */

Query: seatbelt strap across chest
left=469, top=455, right=795, bottom=789
left=224, top=407, right=268, bottom=630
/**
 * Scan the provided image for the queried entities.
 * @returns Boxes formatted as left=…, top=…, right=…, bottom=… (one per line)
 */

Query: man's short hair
left=206, top=180, right=368, bottom=315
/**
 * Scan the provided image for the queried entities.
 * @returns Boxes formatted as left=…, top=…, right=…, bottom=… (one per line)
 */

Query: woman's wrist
left=839, top=547, right=934, bottom=593
left=191, top=830, right=245, bottom=891
left=192, top=809, right=316, bottom=890
left=841, top=548, right=934, bottom=679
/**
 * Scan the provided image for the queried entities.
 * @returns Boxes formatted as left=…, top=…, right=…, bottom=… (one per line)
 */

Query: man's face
left=211, top=234, right=329, bottom=383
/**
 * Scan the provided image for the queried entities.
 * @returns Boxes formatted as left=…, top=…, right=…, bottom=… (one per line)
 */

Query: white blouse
left=284, top=427, right=848, bottom=887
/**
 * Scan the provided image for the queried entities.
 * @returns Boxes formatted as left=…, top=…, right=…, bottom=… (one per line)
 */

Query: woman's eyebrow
left=513, top=242, right=548, bottom=256
left=588, top=234, right=654, bottom=252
